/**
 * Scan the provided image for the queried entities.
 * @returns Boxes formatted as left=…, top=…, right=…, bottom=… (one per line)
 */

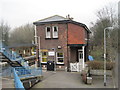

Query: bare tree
left=89, top=4, right=118, bottom=60
left=9, top=23, right=34, bottom=45
left=0, top=20, right=11, bottom=45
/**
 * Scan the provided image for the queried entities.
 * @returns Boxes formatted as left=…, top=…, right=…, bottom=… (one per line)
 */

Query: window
left=56, top=52, right=64, bottom=64
left=52, top=26, right=58, bottom=38
left=46, top=26, right=51, bottom=38
left=79, top=51, right=83, bottom=59
left=31, top=47, right=36, bottom=55
left=42, top=52, right=48, bottom=63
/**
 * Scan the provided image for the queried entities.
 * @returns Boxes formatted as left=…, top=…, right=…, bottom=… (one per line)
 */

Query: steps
left=0, top=43, right=43, bottom=89
left=0, top=52, right=22, bottom=67
left=0, top=52, right=8, bottom=62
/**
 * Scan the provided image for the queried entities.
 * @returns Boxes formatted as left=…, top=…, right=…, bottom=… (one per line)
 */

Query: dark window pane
left=47, top=27, right=50, bottom=32
left=42, top=58, right=47, bottom=62
left=58, top=58, right=63, bottom=62
left=54, top=27, right=57, bottom=31
left=57, top=53, right=63, bottom=57
left=42, top=52, right=47, bottom=56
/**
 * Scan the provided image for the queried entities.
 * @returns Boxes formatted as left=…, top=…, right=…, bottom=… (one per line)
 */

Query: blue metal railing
left=15, top=67, right=42, bottom=77
left=1, top=42, right=42, bottom=89
left=2, top=65, right=13, bottom=78
left=1, top=43, right=42, bottom=74
left=13, top=68, right=25, bottom=89
left=15, top=67, right=31, bottom=76
left=1, top=43, right=29, bottom=68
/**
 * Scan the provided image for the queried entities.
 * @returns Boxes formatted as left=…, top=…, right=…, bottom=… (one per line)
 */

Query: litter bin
left=47, top=61, right=54, bottom=71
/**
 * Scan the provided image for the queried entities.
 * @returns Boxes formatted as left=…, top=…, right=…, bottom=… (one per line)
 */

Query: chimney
left=66, top=14, right=73, bottom=20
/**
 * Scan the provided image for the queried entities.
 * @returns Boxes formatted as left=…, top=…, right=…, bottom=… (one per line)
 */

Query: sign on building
left=48, top=51, right=55, bottom=56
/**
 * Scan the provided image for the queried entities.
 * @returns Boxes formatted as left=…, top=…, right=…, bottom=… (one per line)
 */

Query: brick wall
left=36, top=22, right=89, bottom=69
left=68, top=23, right=86, bottom=44
left=36, top=23, right=68, bottom=66
left=70, top=47, right=78, bottom=63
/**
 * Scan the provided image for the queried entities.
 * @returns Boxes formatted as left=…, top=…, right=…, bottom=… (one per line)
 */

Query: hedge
left=86, top=60, right=115, bottom=70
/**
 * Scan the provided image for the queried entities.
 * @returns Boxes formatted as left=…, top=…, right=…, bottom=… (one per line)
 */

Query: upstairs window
left=52, top=26, right=58, bottom=38
left=46, top=26, right=51, bottom=38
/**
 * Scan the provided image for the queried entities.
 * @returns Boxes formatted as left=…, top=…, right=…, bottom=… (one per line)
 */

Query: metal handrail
left=13, top=68, right=25, bottom=89
left=1, top=43, right=29, bottom=68
left=15, top=67, right=42, bottom=76
left=1, top=42, right=42, bottom=89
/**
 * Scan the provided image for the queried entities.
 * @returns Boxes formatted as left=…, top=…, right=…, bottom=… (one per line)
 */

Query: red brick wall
left=36, top=22, right=89, bottom=69
left=70, top=47, right=78, bottom=63
left=68, top=23, right=86, bottom=44
left=36, top=23, right=68, bottom=66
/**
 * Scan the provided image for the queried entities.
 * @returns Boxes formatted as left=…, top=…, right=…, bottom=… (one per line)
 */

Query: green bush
left=86, top=61, right=115, bottom=70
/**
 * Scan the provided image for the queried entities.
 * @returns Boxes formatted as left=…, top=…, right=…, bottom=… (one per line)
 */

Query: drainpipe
left=82, top=46, right=85, bottom=69
left=37, top=36, right=40, bottom=67
left=34, top=25, right=38, bottom=68
left=34, top=25, right=38, bottom=45
left=66, top=22, right=70, bottom=72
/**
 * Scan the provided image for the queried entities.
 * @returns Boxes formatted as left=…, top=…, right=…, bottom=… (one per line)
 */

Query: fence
left=90, top=70, right=112, bottom=76
left=70, top=62, right=84, bottom=72
left=1, top=43, right=29, bottom=68
left=70, top=63, right=79, bottom=72
left=2, top=65, right=13, bottom=78
left=1, top=42, right=42, bottom=89
left=15, top=67, right=42, bottom=77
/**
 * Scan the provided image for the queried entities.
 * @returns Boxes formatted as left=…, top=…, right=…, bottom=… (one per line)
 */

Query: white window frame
left=41, top=51, right=48, bottom=63
left=52, top=26, right=58, bottom=38
left=56, top=52, right=64, bottom=64
left=45, top=26, right=51, bottom=38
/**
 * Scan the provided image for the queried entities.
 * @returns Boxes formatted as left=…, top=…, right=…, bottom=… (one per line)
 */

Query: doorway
left=78, top=47, right=84, bottom=71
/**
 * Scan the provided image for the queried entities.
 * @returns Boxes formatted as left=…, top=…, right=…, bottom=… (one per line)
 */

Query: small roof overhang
left=67, top=44, right=86, bottom=47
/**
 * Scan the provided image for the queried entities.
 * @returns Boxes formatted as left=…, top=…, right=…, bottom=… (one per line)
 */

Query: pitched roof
left=33, top=15, right=91, bottom=33
left=35, top=15, right=69, bottom=23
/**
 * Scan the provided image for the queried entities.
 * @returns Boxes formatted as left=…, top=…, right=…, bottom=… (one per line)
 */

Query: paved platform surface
left=1, top=77, right=14, bottom=88
left=32, top=70, right=115, bottom=88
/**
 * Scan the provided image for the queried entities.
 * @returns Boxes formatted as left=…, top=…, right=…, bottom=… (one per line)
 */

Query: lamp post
left=104, top=27, right=113, bottom=86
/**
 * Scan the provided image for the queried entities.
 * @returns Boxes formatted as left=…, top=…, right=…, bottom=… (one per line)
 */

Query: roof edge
left=33, top=19, right=91, bottom=33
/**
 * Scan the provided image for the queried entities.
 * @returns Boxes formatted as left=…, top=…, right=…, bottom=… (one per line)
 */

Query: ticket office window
left=56, top=52, right=64, bottom=64
left=42, top=52, right=48, bottom=63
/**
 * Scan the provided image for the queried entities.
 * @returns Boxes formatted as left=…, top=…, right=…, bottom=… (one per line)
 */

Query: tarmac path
left=32, top=70, right=115, bottom=88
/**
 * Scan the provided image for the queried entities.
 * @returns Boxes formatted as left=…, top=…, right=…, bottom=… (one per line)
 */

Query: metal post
left=82, top=46, right=85, bottom=69
left=53, top=48, right=56, bottom=72
left=104, top=28, right=107, bottom=86
left=37, top=36, right=41, bottom=67
left=103, top=27, right=113, bottom=86
left=38, top=36, right=42, bottom=70
left=34, top=25, right=38, bottom=68
left=78, top=51, right=80, bottom=72
left=78, top=49, right=80, bottom=72
left=34, top=25, right=38, bottom=45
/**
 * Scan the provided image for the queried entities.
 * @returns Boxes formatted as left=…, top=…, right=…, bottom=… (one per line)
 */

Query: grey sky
left=0, top=0, right=119, bottom=29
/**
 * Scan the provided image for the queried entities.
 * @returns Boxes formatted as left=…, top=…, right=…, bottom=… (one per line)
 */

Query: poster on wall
left=48, top=51, right=55, bottom=56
